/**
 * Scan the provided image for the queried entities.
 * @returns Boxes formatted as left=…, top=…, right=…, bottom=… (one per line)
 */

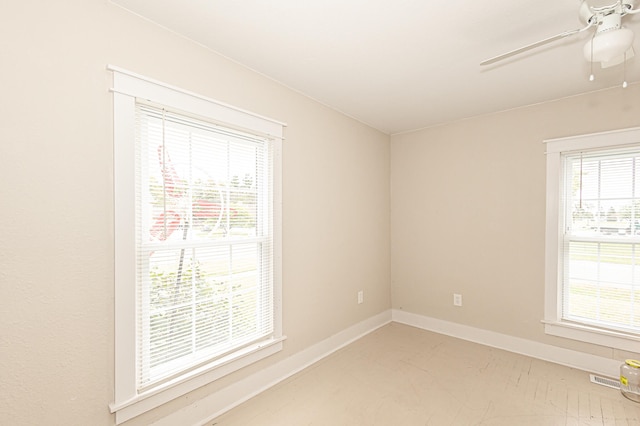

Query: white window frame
left=108, top=66, right=285, bottom=424
left=544, top=126, right=640, bottom=352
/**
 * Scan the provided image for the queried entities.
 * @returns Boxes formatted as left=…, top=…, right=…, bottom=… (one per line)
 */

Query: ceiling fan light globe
left=600, top=47, right=635, bottom=68
left=583, top=27, right=635, bottom=63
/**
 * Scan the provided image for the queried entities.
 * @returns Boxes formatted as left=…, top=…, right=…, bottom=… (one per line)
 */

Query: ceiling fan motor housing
left=579, top=0, right=635, bottom=25
left=580, top=1, right=636, bottom=65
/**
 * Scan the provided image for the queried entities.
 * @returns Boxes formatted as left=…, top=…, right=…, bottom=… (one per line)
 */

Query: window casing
left=544, top=127, right=640, bottom=352
left=109, top=66, right=284, bottom=424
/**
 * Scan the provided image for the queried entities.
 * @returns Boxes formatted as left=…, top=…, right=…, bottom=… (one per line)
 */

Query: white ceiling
left=111, top=0, right=640, bottom=134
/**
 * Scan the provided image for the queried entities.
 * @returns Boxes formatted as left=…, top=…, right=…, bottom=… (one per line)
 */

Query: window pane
left=136, top=105, right=273, bottom=389
left=568, top=156, right=640, bottom=238
left=564, top=150, right=640, bottom=335
left=601, top=157, right=633, bottom=199
left=566, top=239, right=640, bottom=332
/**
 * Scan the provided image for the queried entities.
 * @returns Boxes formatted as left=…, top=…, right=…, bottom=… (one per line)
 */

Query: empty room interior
left=3, top=0, right=640, bottom=425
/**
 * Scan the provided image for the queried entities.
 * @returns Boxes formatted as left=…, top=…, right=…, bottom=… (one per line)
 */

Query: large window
left=544, top=128, right=640, bottom=351
left=109, top=67, right=284, bottom=424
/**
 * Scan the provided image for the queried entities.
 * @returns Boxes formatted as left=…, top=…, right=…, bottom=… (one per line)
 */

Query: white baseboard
left=392, top=309, right=620, bottom=378
left=152, top=308, right=622, bottom=426
left=151, top=310, right=393, bottom=426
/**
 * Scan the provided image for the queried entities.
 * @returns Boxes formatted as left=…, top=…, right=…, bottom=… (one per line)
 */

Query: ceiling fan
left=480, top=0, right=640, bottom=68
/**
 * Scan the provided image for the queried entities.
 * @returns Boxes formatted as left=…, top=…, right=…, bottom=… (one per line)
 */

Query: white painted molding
left=392, top=309, right=621, bottom=378
left=151, top=310, right=393, bottom=426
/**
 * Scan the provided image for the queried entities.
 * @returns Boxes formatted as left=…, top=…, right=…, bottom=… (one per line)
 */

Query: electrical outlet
left=358, top=290, right=364, bottom=304
left=453, top=293, right=462, bottom=307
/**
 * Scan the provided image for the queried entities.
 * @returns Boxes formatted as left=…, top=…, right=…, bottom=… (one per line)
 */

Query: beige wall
left=391, top=83, right=640, bottom=359
left=3, top=0, right=639, bottom=424
left=0, top=1, right=390, bottom=425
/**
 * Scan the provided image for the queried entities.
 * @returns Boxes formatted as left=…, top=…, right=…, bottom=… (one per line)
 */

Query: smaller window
left=544, top=127, right=640, bottom=351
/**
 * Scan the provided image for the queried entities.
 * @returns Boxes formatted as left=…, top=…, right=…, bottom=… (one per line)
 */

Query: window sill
left=542, top=320, right=639, bottom=352
left=110, top=336, right=286, bottom=425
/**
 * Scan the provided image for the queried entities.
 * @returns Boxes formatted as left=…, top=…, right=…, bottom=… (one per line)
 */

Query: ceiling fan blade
left=480, top=23, right=594, bottom=66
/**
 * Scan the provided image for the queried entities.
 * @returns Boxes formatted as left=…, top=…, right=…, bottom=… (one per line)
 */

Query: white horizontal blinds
left=563, top=148, right=640, bottom=334
left=135, top=103, right=274, bottom=390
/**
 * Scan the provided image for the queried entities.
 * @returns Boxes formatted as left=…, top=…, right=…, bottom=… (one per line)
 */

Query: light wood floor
left=210, top=322, right=640, bottom=425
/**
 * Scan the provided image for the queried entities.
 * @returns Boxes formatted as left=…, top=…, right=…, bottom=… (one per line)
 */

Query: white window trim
left=544, top=126, right=640, bottom=353
left=108, top=66, right=285, bottom=424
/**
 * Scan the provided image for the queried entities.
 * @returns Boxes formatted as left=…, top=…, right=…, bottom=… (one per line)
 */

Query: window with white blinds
left=136, top=104, right=275, bottom=389
left=562, top=149, right=640, bottom=334
left=110, top=66, right=284, bottom=424
left=544, top=128, right=640, bottom=352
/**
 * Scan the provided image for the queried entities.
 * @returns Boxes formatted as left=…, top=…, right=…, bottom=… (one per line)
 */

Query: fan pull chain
left=623, top=50, right=628, bottom=88
left=618, top=0, right=628, bottom=89
left=579, top=153, right=583, bottom=209
left=589, top=30, right=596, bottom=82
